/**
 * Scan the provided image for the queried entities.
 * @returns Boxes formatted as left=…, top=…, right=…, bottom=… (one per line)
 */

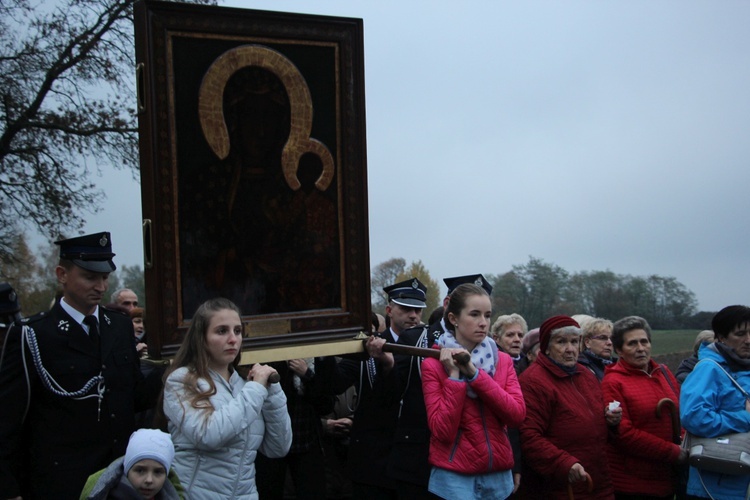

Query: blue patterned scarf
left=437, top=331, right=497, bottom=398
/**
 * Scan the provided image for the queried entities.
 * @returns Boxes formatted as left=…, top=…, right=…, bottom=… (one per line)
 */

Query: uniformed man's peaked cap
left=383, top=278, right=427, bottom=309
left=55, top=232, right=116, bottom=273
left=443, top=274, right=493, bottom=296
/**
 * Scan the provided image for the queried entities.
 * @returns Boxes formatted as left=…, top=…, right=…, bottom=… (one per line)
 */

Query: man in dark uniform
left=0, top=232, right=160, bottom=499
left=389, top=274, right=492, bottom=499
left=330, top=277, right=428, bottom=500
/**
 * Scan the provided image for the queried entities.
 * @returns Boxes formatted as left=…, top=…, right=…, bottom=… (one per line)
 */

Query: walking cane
left=656, top=398, right=681, bottom=444
left=566, top=471, right=593, bottom=500
left=656, top=397, right=687, bottom=499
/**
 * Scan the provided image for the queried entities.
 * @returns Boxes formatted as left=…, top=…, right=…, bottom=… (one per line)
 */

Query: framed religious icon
left=134, top=0, right=370, bottom=362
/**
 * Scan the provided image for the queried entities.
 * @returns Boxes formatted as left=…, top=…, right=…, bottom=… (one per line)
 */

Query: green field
left=650, top=329, right=701, bottom=356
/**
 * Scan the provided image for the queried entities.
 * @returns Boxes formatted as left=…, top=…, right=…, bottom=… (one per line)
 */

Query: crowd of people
left=1, top=231, right=750, bottom=500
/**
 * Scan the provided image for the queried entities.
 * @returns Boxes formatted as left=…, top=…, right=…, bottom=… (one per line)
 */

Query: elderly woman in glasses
left=578, top=318, right=616, bottom=382
left=601, top=316, right=686, bottom=499
left=519, top=315, right=621, bottom=499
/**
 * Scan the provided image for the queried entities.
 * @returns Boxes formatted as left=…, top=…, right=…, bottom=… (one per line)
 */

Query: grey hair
left=490, top=313, right=528, bottom=338
left=612, top=316, right=652, bottom=350
left=550, top=325, right=582, bottom=339
left=111, top=288, right=135, bottom=303
left=571, top=314, right=594, bottom=330
left=693, top=330, right=714, bottom=354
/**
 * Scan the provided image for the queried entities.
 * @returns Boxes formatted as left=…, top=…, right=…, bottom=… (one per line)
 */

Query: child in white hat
left=80, top=428, right=182, bottom=499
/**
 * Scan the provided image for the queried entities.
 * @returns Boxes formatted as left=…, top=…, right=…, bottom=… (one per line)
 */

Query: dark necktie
left=84, top=315, right=100, bottom=351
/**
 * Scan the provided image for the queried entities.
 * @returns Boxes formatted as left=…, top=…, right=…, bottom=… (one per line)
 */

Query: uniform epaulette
left=20, top=310, right=47, bottom=325
left=401, top=324, right=428, bottom=336
left=396, top=324, right=431, bottom=347
left=101, top=305, right=128, bottom=316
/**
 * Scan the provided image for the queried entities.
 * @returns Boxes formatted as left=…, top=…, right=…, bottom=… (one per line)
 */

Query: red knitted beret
left=539, top=315, right=580, bottom=352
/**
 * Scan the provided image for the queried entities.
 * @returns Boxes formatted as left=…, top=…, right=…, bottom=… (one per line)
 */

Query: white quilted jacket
left=164, top=367, right=292, bottom=499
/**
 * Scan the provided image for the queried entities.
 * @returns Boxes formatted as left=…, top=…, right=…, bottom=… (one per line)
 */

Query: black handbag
left=683, top=360, right=750, bottom=475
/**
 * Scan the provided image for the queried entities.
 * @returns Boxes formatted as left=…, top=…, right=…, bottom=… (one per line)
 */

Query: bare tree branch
left=0, top=0, right=217, bottom=261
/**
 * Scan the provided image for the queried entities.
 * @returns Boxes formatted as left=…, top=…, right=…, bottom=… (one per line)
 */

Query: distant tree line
left=371, top=256, right=713, bottom=331
left=488, top=257, right=708, bottom=330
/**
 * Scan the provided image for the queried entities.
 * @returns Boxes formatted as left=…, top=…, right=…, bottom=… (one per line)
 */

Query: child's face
left=127, top=459, right=167, bottom=499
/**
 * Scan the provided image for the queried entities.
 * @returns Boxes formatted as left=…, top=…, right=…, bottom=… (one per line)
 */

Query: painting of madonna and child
left=134, top=3, right=370, bottom=355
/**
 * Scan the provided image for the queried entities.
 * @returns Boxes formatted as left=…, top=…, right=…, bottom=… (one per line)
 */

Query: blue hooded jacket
left=680, top=342, right=750, bottom=499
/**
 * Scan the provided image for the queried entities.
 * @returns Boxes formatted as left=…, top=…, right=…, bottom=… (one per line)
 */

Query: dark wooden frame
left=134, top=0, right=370, bottom=360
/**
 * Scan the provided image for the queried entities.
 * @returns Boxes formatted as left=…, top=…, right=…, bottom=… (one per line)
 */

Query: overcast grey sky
left=75, top=0, right=750, bottom=312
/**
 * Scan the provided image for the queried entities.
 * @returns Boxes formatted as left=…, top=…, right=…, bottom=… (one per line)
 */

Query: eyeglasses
left=591, top=335, right=612, bottom=342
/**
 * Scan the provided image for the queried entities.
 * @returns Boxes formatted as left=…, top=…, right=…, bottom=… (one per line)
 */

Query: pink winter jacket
left=421, top=350, right=525, bottom=475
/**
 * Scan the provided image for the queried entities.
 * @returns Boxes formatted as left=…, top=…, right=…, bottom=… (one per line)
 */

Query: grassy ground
left=650, top=329, right=703, bottom=374
left=651, top=329, right=700, bottom=356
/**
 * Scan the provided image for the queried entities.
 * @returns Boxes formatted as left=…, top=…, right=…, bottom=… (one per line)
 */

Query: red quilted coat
left=518, top=353, right=615, bottom=499
left=421, top=350, right=525, bottom=475
left=600, top=359, right=682, bottom=496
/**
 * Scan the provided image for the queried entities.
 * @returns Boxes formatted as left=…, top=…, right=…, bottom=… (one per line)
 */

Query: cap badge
left=411, top=279, right=419, bottom=289
left=99, top=235, right=108, bottom=247
left=474, top=277, right=484, bottom=287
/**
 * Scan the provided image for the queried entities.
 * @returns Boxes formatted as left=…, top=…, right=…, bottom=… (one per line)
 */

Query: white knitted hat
left=124, top=428, right=175, bottom=473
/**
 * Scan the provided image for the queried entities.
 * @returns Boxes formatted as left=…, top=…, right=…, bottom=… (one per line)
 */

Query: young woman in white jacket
left=161, top=298, right=292, bottom=499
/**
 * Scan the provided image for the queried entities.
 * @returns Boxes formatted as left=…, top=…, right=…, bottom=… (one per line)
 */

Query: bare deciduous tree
left=0, top=0, right=215, bottom=260
left=371, top=257, right=406, bottom=311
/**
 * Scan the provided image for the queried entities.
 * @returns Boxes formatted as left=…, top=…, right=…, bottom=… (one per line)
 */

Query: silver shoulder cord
left=352, top=362, right=364, bottom=414
left=398, top=327, right=429, bottom=418
left=19, top=324, right=105, bottom=422
left=333, top=360, right=364, bottom=416
left=356, top=351, right=379, bottom=413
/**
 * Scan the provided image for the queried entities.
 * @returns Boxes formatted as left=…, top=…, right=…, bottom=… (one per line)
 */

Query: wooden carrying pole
left=380, top=343, right=471, bottom=366
left=268, top=340, right=472, bottom=385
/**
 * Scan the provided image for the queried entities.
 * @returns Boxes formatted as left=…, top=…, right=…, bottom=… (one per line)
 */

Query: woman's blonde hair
left=581, top=317, right=613, bottom=341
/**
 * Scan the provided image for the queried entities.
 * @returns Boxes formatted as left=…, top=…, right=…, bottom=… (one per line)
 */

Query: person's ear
left=55, top=265, right=67, bottom=284
left=447, top=312, right=457, bottom=327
